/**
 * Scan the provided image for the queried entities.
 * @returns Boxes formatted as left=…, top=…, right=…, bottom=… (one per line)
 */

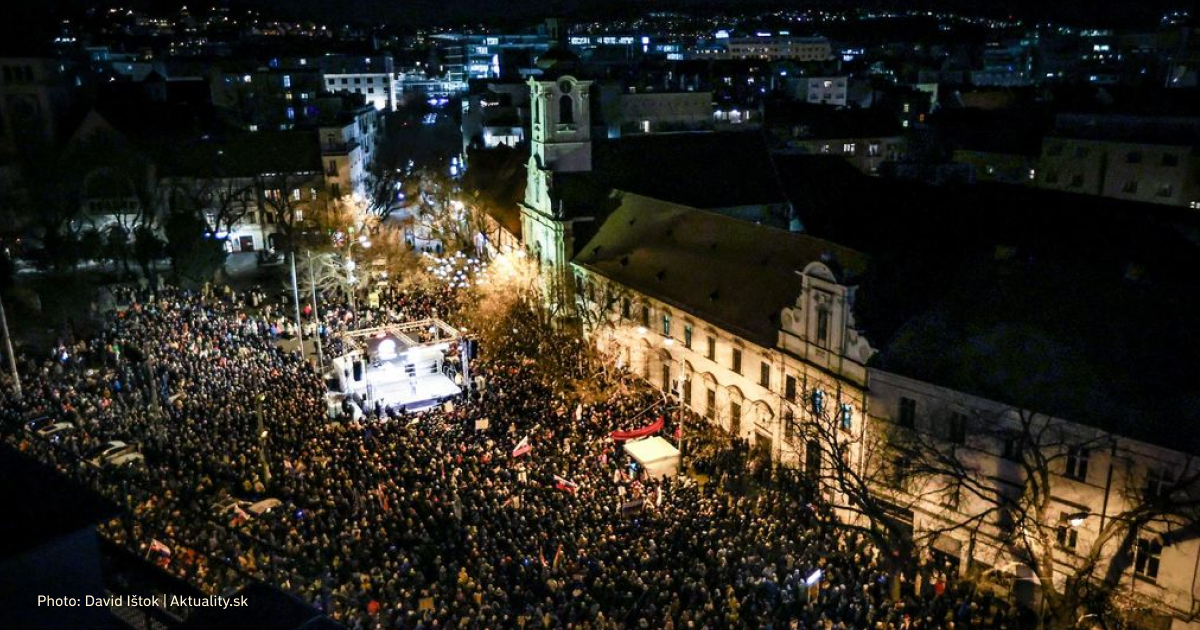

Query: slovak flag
left=554, top=474, right=578, bottom=493
left=149, top=539, right=172, bottom=556
left=512, top=436, right=532, bottom=458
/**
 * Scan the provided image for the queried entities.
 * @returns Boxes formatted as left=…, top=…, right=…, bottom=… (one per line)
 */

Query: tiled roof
left=573, top=192, right=866, bottom=347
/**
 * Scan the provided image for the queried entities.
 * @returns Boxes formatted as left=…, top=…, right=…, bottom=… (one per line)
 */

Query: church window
left=559, top=95, right=575, bottom=125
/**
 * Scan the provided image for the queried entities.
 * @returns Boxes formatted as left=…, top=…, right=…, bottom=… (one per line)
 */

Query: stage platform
left=331, top=319, right=467, bottom=413
left=355, top=372, right=461, bottom=412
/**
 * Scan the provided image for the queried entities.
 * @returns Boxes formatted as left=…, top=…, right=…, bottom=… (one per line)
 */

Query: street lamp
left=254, top=394, right=272, bottom=484
left=0, top=286, right=20, bottom=399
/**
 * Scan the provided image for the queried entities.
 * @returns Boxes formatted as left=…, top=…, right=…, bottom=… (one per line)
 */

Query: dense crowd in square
left=3, top=284, right=1023, bottom=630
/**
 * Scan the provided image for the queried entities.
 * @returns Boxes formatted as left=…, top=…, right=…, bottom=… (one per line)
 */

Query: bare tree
left=784, top=388, right=920, bottom=601
left=254, top=172, right=325, bottom=251
left=879, top=401, right=1200, bottom=630
left=170, top=176, right=255, bottom=239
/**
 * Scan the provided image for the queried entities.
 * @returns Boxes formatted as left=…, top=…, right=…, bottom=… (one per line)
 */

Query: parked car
left=85, top=440, right=144, bottom=467
left=23, top=416, right=54, bottom=434
left=30, top=419, right=74, bottom=442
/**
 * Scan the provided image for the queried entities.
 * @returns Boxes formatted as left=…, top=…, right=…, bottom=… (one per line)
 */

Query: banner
left=611, top=416, right=665, bottom=442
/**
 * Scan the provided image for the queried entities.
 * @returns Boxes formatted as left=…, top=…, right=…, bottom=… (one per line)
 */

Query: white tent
left=623, top=436, right=681, bottom=479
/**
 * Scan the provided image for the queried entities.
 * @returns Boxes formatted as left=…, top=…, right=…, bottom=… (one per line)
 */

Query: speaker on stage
left=353, top=360, right=363, bottom=381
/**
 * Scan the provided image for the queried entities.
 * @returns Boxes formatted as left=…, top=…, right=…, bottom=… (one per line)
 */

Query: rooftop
left=574, top=192, right=866, bottom=348
left=586, top=132, right=789, bottom=211
left=0, top=446, right=116, bottom=562
left=1049, top=112, right=1200, bottom=146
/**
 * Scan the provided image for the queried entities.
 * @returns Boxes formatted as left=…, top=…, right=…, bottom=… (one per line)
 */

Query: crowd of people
left=3, top=283, right=1024, bottom=630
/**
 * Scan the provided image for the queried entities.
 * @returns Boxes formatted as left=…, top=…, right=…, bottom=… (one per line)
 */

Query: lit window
left=840, top=403, right=852, bottom=430
left=811, top=389, right=825, bottom=417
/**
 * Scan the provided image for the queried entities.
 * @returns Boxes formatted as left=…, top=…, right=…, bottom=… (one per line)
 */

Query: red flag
left=553, top=474, right=578, bottom=493
left=512, top=436, right=532, bottom=458
left=149, top=539, right=172, bottom=556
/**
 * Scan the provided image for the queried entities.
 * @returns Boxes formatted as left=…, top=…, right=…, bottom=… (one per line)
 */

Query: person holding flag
left=512, top=435, right=532, bottom=458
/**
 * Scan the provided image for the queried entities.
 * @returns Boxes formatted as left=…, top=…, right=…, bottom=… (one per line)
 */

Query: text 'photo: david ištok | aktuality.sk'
left=38, top=594, right=249, bottom=608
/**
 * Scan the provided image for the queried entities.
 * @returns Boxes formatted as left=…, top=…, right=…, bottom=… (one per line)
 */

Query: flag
left=149, top=539, right=171, bottom=556
left=553, top=474, right=578, bottom=493
left=512, top=436, right=532, bottom=458
left=376, top=483, right=390, bottom=512
left=231, top=504, right=252, bottom=526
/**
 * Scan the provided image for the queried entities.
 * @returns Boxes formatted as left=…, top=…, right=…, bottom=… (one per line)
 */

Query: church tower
left=520, top=46, right=593, bottom=311
left=530, top=74, right=592, bottom=174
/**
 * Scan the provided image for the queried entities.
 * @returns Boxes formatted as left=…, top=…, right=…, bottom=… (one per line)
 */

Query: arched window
left=559, top=94, right=574, bottom=125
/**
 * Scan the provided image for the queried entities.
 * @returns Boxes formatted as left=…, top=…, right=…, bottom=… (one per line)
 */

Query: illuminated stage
left=331, top=319, right=467, bottom=412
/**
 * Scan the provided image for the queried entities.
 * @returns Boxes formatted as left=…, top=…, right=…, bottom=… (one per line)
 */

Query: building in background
left=693, top=35, right=832, bottom=62
left=1034, top=113, right=1200, bottom=210
left=804, top=76, right=850, bottom=106
left=317, top=55, right=397, bottom=111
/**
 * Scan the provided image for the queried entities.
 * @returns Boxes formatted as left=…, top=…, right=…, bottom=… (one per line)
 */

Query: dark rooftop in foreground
left=0, top=445, right=117, bottom=562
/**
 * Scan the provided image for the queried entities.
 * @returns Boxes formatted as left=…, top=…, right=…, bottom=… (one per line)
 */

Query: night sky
left=17, top=0, right=1191, bottom=29
left=251, top=0, right=1185, bottom=28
